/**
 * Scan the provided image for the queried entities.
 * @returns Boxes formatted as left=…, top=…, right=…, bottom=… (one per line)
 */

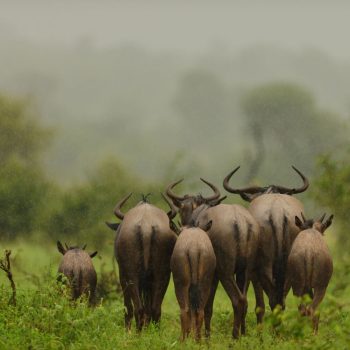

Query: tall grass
left=0, top=241, right=349, bottom=349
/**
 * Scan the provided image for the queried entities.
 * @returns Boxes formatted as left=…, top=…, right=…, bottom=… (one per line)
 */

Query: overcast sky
left=1, top=0, right=350, bottom=58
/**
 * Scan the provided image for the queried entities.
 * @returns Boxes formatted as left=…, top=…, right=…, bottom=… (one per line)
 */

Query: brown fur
left=248, top=193, right=304, bottom=314
left=166, top=179, right=259, bottom=337
left=115, top=202, right=177, bottom=331
left=284, top=214, right=333, bottom=333
left=196, top=204, right=259, bottom=338
left=57, top=244, right=97, bottom=304
left=171, top=226, right=216, bottom=341
left=223, top=166, right=310, bottom=321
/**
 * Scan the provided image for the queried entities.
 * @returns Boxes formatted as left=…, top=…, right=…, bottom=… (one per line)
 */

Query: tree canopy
left=241, top=82, right=347, bottom=181
left=0, top=94, right=51, bottom=166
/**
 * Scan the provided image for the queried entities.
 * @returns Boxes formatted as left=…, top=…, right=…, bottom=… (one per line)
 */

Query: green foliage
left=0, top=159, right=51, bottom=239
left=1, top=243, right=350, bottom=349
left=0, top=281, right=125, bottom=349
left=45, top=158, right=166, bottom=248
left=312, top=152, right=350, bottom=220
left=0, top=94, right=54, bottom=239
left=0, top=94, right=51, bottom=166
left=311, top=151, right=350, bottom=247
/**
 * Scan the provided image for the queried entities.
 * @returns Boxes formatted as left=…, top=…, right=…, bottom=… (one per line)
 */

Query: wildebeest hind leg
left=236, top=270, right=249, bottom=335
left=151, top=274, right=171, bottom=324
left=220, top=277, right=246, bottom=339
left=252, top=276, right=265, bottom=324
left=120, top=273, right=133, bottom=331
left=204, top=273, right=219, bottom=338
left=310, top=287, right=326, bottom=334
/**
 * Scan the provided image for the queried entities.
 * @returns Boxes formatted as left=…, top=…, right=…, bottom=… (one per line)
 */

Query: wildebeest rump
left=57, top=241, right=97, bottom=304
left=171, top=223, right=216, bottom=341
left=285, top=213, right=333, bottom=333
left=108, top=193, right=177, bottom=331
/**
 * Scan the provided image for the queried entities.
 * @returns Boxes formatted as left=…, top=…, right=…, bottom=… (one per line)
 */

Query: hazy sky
left=1, top=1, right=350, bottom=58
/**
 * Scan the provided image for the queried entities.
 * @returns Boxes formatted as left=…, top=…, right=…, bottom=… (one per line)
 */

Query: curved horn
left=274, top=166, right=309, bottom=194
left=166, top=179, right=185, bottom=202
left=223, top=166, right=263, bottom=194
left=82, top=244, right=87, bottom=250
left=161, top=193, right=177, bottom=220
left=318, top=213, right=326, bottom=223
left=200, top=178, right=221, bottom=202
left=113, top=193, right=133, bottom=220
left=64, top=243, right=69, bottom=250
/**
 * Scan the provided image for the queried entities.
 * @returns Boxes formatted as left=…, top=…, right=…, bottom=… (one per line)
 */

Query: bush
left=0, top=93, right=51, bottom=167
left=0, top=160, right=51, bottom=239
left=45, top=158, right=166, bottom=248
left=311, top=151, right=350, bottom=248
left=0, top=93, right=54, bottom=239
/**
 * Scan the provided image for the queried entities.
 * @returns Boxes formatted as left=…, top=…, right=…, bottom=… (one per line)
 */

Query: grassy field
left=0, top=238, right=349, bottom=350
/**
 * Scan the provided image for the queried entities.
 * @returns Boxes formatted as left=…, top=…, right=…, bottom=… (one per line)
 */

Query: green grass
left=0, top=240, right=349, bottom=349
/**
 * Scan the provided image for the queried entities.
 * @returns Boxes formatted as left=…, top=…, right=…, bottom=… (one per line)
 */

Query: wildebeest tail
left=302, top=252, right=314, bottom=296
left=140, top=269, right=153, bottom=311
left=138, top=226, right=156, bottom=311
left=270, top=214, right=289, bottom=305
left=71, top=269, right=83, bottom=299
left=188, top=251, right=201, bottom=311
left=189, top=284, right=200, bottom=312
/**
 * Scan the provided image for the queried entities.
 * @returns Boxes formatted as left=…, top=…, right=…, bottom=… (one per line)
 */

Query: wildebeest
left=167, top=179, right=259, bottom=338
left=285, top=213, right=333, bottom=333
left=57, top=241, right=97, bottom=304
left=107, top=193, right=177, bottom=331
left=223, top=165, right=309, bottom=316
left=171, top=222, right=216, bottom=341
left=166, top=178, right=226, bottom=226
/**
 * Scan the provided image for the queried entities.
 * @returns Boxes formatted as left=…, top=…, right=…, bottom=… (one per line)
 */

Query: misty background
left=1, top=0, right=350, bottom=191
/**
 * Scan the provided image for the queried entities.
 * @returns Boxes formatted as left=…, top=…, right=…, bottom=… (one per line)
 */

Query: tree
left=0, top=94, right=52, bottom=238
left=311, top=151, right=350, bottom=249
left=0, top=94, right=51, bottom=166
left=174, top=69, right=229, bottom=124
left=45, top=157, right=163, bottom=248
left=241, top=82, right=347, bottom=181
left=173, top=69, right=231, bottom=146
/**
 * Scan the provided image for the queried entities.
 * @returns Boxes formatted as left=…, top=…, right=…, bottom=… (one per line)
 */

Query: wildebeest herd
left=57, top=166, right=333, bottom=341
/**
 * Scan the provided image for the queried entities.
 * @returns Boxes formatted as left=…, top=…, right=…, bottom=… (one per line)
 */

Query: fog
left=1, top=0, right=350, bottom=186
left=2, top=1, right=350, bottom=58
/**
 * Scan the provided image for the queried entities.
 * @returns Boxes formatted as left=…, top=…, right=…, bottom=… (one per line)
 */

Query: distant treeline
left=0, top=92, right=349, bottom=249
left=1, top=39, right=350, bottom=182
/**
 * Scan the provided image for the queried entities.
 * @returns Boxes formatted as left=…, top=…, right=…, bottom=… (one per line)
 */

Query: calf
left=171, top=222, right=216, bottom=341
left=57, top=241, right=97, bottom=304
left=284, top=213, right=333, bottom=333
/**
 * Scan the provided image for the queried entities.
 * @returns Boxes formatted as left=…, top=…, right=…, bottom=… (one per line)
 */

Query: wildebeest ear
left=203, top=220, right=212, bottom=232
left=105, top=222, right=120, bottom=231
left=295, top=216, right=303, bottom=229
left=323, top=214, right=334, bottom=232
left=90, top=251, right=98, bottom=258
left=57, top=241, right=66, bottom=255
